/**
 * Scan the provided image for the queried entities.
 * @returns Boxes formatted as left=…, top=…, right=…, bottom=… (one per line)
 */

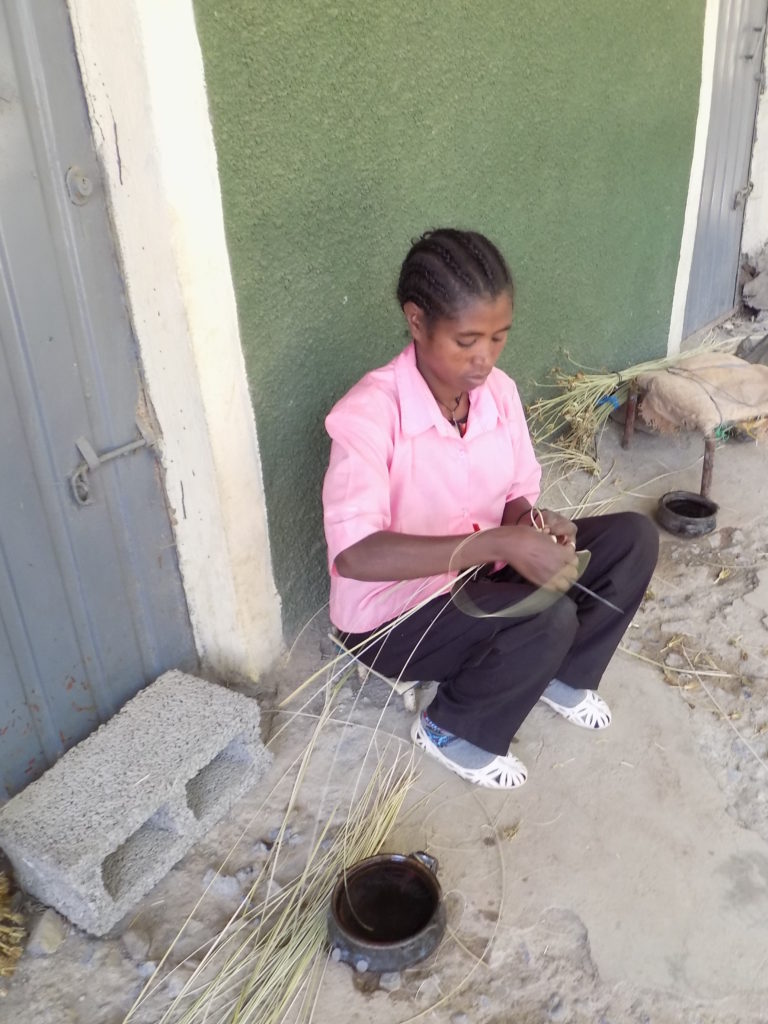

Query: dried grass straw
left=122, top=588, right=447, bottom=1024
left=0, top=873, right=24, bottom=977
left=125, top=752, right=417, bottom=1024
left=526, top=334, right=730, bottom=474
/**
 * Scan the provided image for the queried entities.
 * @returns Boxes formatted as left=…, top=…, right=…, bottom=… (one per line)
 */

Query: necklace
left=436, top=392, right=468, bottom=434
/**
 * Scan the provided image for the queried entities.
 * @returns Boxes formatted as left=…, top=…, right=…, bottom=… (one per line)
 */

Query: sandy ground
left=2, top=410, right=768, bottom=1024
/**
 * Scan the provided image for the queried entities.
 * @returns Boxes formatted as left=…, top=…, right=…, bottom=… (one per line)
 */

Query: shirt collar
left=394, top=343, right=502, bottom=439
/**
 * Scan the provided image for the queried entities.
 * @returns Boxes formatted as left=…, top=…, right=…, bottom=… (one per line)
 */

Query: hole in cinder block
left=185, top=737, right=254, bottom=821
left=101, top=805, right=179, bottom=902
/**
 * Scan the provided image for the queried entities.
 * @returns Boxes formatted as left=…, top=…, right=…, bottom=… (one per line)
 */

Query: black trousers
left=340, top=512, right=659, bottom=756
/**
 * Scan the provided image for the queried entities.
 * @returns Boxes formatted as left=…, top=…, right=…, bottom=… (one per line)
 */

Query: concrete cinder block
left=0, top=671, right=272, bottom=935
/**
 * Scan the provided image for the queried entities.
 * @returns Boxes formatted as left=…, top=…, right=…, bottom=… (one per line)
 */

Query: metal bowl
left=327, top=851, right=445, bottom=973
left=657, top=490, right=719, bottom=537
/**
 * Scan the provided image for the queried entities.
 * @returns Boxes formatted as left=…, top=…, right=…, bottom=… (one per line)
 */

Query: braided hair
left=396, top=229, right=513, bottom=328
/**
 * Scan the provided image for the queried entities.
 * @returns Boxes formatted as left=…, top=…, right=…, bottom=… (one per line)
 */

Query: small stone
left=202, top=869, right=242, bottom=901
left=236, top=866, right=255, bottom=888
left=354, top=957, right=369, bottom=973
left=27, top=908, right=68, bottom=956
left=165, top=965, right=194, bottom=999
left=451, top=1015, right=470, bottom=1024
left=121, top=927, right=152, bottom=962
left=103, top=947, right=124, bottom=970
left=416, top=975, right=441, bottom=1003
left=548, top=996, right=568, bottom=1021
left=663, top=652, right=685, bottom=669
left=378, top=971, right=401, bottom=992
left=265, top=826, right=301, bottom=848
left=137, top=960, right=157, bottom=978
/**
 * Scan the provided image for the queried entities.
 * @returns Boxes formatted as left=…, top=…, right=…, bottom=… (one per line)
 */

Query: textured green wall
left=193, top=0, right=704, bottom=635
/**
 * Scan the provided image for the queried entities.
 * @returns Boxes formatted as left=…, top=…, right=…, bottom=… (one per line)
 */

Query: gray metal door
left=683, top=0, right=768, bottom=337
left=0, top=1, right=197, bottom=799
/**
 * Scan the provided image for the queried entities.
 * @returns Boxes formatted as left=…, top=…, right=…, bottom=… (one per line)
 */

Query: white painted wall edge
left=742, top=28, right=768, bottom=260
left=667, top=0, right=720, bottom=356
left=66, top=0, right=284, bottom=680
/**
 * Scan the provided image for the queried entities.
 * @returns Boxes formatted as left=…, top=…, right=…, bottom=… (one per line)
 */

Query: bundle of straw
left=0, top=872, right=25, bottom=977
left=125, top=753, right=417, bottom=1024
left=526, top=336, right=730, bottom=474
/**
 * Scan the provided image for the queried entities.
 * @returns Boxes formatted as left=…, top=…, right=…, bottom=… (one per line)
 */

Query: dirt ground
left=3, top=389, right=768, bottom=1023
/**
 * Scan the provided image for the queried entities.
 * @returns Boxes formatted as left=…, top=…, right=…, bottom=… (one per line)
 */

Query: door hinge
left=70, top=422, right=155, bottom=506
left=733, top=180, right=754, bottom=209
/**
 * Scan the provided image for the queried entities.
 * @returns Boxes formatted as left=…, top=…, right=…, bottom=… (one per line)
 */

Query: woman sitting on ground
left=322, top=228, right=658, bottom=790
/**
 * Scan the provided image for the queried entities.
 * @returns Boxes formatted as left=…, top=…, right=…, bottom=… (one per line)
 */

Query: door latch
left=70, top=422, right=155, bottom=506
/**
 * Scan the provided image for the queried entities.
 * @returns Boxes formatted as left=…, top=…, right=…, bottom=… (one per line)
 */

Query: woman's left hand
left=538, top=508, right=577, bottom=547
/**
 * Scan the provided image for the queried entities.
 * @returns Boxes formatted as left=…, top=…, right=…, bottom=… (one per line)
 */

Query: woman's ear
left=402, top=301, right=427, bottom=343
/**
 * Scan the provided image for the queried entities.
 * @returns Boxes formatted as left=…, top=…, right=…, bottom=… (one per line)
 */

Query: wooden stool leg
left=621, top=385, right=638, bottom=450
left=700, top=433, right=715, bottom=497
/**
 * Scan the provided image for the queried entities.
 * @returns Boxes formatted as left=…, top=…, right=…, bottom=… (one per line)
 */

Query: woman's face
left=405, top=291, right=513, bottom=400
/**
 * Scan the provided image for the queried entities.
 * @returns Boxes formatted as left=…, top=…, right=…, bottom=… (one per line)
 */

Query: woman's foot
left=539, top=679, right=611, bottom=729
left=410, top=712, right=527, bottom=788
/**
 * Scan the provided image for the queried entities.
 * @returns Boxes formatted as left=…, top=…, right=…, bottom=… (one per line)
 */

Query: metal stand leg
left=328, top=630, right=421, bottom=710
left=621, top=385, right=638, bottom=449
left=700, top=433, right=715, bottom=497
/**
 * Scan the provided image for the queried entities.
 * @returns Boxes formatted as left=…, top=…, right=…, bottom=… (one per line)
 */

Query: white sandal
left=539, top=689, right=612, bottom=729
left=410, top=715, right=527, bottom=789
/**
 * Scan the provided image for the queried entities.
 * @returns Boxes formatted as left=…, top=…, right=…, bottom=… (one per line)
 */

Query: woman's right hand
left=476, top=525, right=580, bottom=592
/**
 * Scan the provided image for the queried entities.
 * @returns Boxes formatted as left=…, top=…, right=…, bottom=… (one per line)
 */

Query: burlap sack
left=637, top=352, right=768, bottom=434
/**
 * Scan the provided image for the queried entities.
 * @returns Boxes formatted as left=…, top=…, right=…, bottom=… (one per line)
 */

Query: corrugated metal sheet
left=0, top=1, right=197, bottom=799
left=683, top=0, right=768, bottom=337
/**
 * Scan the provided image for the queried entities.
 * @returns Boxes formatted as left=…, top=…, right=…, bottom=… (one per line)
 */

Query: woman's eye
left=492, top=333, right=508, bottom=345
left=456, top=338, right=476, bottom=348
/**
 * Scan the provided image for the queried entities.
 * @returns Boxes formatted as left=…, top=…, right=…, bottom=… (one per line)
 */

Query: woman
left=322, top=229, right=658, bottom=789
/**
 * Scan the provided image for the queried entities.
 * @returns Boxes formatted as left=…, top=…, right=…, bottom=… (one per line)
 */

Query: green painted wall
left=193, top=0, right=704, bottom=635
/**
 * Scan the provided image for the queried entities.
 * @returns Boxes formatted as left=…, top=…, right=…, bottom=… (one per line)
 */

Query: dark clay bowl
left=657, top=490, right=719, bottom=537
left=327, top=851, right=445, bottom=973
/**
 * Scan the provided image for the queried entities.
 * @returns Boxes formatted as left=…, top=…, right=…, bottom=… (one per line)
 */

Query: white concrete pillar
left=66, top=0, right=284, bottom=678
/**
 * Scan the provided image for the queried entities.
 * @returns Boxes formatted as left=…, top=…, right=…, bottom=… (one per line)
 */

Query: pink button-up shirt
left=322, top=343, right=541, bottom=632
